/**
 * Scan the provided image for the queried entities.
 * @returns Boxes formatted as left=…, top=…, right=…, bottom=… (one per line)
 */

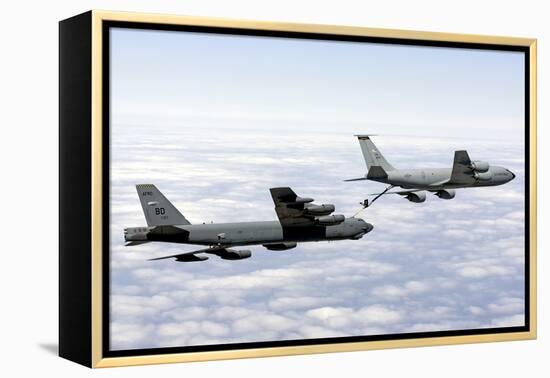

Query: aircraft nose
left=507, top=169, right=516, bottom=180
left=364, top=223, right=374, bottom=233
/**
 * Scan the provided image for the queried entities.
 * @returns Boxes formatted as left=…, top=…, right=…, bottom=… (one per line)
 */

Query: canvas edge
left=58, top=10, right=93, bottom=368
left=86, top=9, right=537, bottom=368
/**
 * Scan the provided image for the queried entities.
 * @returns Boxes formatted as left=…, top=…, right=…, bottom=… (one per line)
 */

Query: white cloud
left=110, top=323, right=156, bottom=349
left=468, top=306, right=485, bottom=315
left=487, top=297, right=524, bottom=314
left=108, top=122, right=526, bottom=350
left=372, top=280, right=430, bottom=298
left=490, top=314, right=525, bottom=327
left=306, top=307, right=353, bottom=322
left=164, top=306, right=209, bottom=321
left=155, top=320, right=232, bottom=348
left=233, top=313, right=297, bottom=335
left=456, top=265, right=513, bottom=279
left=305, top=305, right=402, bottom=330
left=356, top=305, right=402, bottom=324
left=268, top=296, right=335, bottom=311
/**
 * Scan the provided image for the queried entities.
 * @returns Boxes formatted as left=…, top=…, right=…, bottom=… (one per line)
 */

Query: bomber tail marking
left=136, top=184, right=191, bottom=227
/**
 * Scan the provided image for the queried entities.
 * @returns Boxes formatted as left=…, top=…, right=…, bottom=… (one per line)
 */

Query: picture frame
left=59, top=10, right=537, bottom=368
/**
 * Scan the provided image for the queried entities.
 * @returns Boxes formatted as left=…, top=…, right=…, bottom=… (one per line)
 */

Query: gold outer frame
left=89, top=10, right=537, bottom=368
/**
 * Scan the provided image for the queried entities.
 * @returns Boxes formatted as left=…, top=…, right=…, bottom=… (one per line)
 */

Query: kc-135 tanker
left=346, top=135, right=515, bottom=205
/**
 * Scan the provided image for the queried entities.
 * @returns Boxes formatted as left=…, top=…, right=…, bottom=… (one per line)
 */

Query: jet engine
left=262, top=242, right=298, bottom=251
left=176, top=254, right=209, bottom=262
left=474, top=171, right=492, bottom=181
left=220, top=249, right=252, bottom=260
left=288, top=196, right=314, bottom=205
left=316, top=214, right=345, bottom=225
left=124, top=227, right=149, bottom=242
left=470, top=160, right=490, bottom=172
left=405, top=191, right=426, bottom=203
left=435, top=189, right=456, bottom=200
left=304, top=203, right=335, bottom=216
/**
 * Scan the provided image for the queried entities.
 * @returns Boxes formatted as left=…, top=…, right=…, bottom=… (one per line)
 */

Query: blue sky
left=109, top=28, right=526, bottom=350
left=111, top=27, right=524, bottom=140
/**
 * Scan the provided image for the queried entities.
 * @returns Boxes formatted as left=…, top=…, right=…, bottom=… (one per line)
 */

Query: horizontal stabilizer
left=344, top=176, right=368, bottom=182
left=368, top=188, right=421, bottom=196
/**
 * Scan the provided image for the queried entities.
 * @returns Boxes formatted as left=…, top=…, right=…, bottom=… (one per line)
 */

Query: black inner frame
left=101, top=20, right=531, bottom=358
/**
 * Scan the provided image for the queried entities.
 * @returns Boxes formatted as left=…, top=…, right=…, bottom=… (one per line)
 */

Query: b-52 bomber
left=346, top=135, right=515, bottom=205
left=124, top=184, right=373, bottom=262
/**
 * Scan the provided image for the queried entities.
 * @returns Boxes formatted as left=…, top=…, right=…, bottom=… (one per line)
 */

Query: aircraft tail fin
left=135, top=184, right=191, bottom=227
left=366, top=165, right=388, bottom=179
left=355, top=135, right=395, bottom=171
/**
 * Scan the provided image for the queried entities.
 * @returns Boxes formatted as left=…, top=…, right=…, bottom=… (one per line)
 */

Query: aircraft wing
left=270, top=187, right=316, bottom=227
left=448, top=150, right=476, bottom=185
left=369, top=185, right=456, bottom=196
left=368, top=188, right=424, bottom=196
left=149, top=245, right=228, bottom=262
left=125, top=240, right=151, bottom=247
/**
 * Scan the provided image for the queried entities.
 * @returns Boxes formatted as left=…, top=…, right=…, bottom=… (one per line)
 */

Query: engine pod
left=262, top=242, right=298, bottom=251
left=219, top=249, right=252, bottom=260
left=316, top=214, right=345, bottom=225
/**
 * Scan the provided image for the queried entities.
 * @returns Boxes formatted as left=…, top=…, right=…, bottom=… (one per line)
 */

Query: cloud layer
left=109, top=124, right=526, bottom=350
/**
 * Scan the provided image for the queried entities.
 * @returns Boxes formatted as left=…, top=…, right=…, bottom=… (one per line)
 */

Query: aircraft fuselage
left=372, top=166, right=515, bottom=190
left=126, top=218, right=372, bottom=247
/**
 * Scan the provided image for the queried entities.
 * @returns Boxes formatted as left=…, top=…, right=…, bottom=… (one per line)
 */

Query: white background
left=0, top=0, right=547, bottom=376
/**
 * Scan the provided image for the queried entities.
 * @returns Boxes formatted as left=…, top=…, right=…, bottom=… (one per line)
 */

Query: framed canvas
left=59, top=10, right=537, bottom=368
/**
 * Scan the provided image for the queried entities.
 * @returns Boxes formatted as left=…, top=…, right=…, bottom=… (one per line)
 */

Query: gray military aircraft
left=346, top=135, right=515, bottom=204
left=124, top=184, right=373, bottom=262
